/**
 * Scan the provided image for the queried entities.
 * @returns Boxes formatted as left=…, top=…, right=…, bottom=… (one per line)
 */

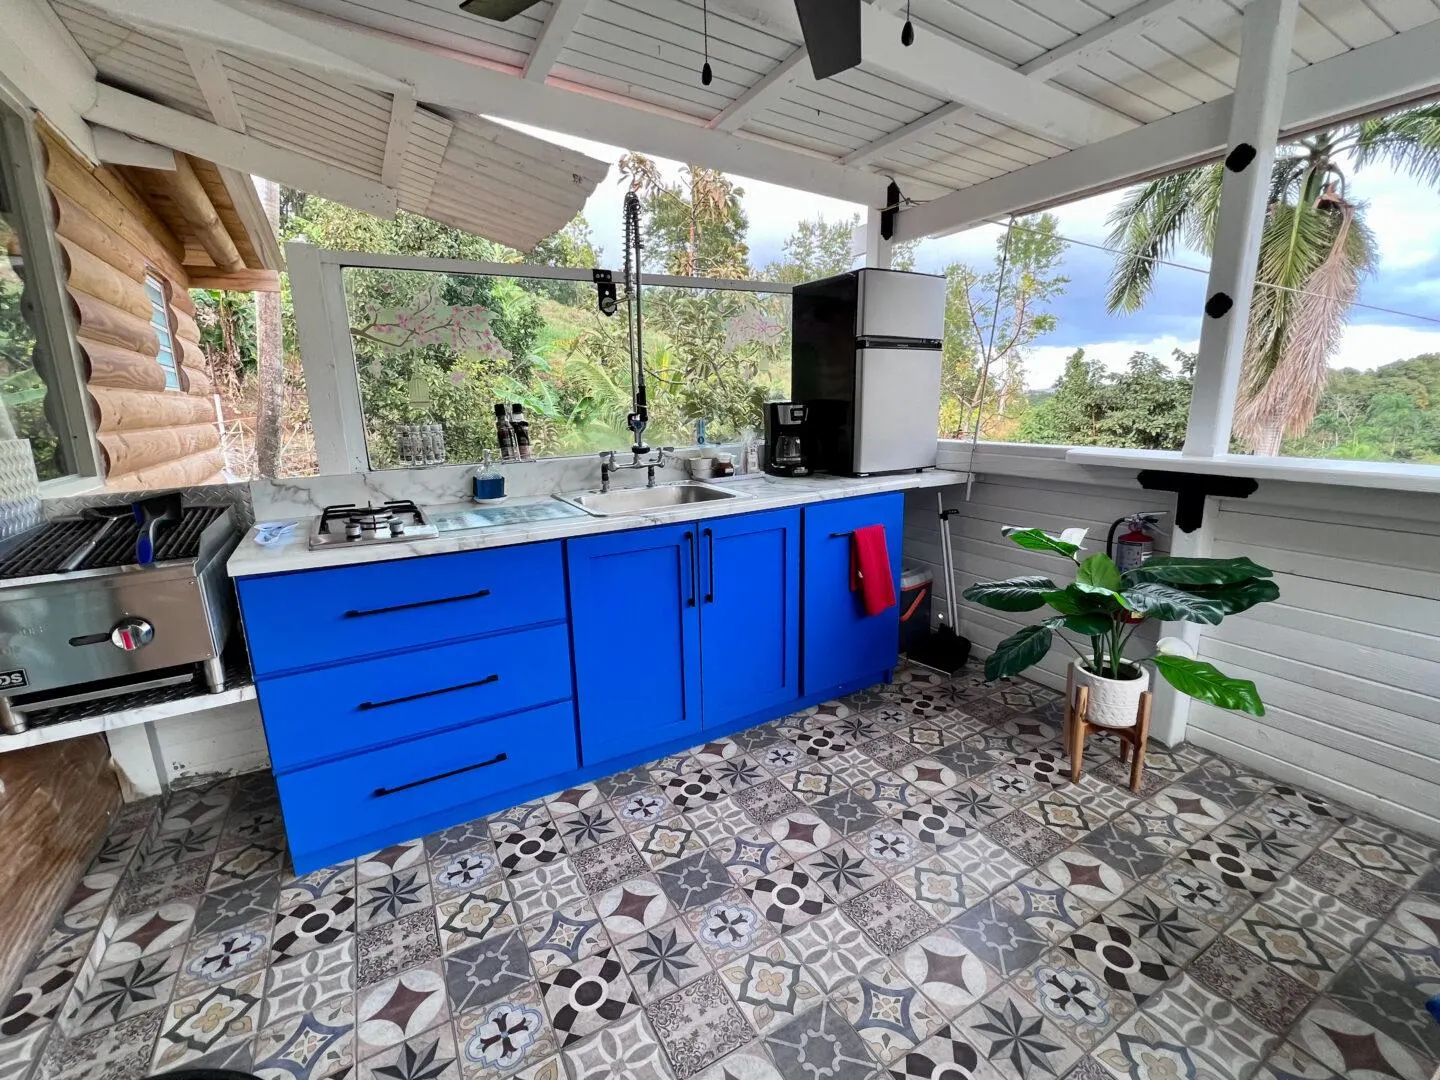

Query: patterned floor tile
left=1358, top=923, right=1440, bottom=997
left=272, top=891, right=355, bottom=961
left=1188, top=934, right=1314, bottom=1034
left=444, top=930, right=533, bottom=1014
left=1327, top=958, right=1440, bottom=1061
left=278, top=864, right=356, bottom=908
left=436, top=883, right=517, bottom=953
left=1227, top=904, right=1350, bottom=990
left=799, top=841, right=882, bottom=902
left=1105, top=889, right=1214, bottom=967
left=546, top=782, right=604, bottom=818
left=101, top=903, right=195, bottom=967
left=521, top=898, right=610, bottom=979
left=1175, top=839, right=1282, bottom=897
left=951, top=897, right=1050, bottom=978
left=40, top=1008, right=164, bottom=1080
left=785, top=907, right=887, bottom=992
left=1293, top=851, right=1407, bottom=919
left=719, top=938, right=823, bottom=1034
left=1256, top=1040, right=1346, bottom=1080
left=1043, top=850, right=1132, bottom=909
left=357, top=964, right=448, bottom=1053
left=1389, top=892, right=1440, bottom=948
left=495, top=824, right=565, bottom=878
left=3, top=958, right=81, bottom=1039
left=62, top=949, right=181, bottom=1035
left=562, top=1009, right=674, bottom=1080
left=657, top=852, right=735, bottom=912
left=357, top=839, right=427, bottom=882
left=1094, top=1011, right=1231, bottom=1080
left=648, top=972, right=757, bottom=1079
left=887, top=1023, right=1002, bottom=1080
left=1061, top=916, right=1178, bottom=1008
left=734, top=781, right=805, bottom=827
left=359, top=909, right=442, bottom=987
left=842, top=881, right=940, bottom=954
left=1292, top=999, right=1437, bottom=1080
left=358, top=1024, right=461, bottom=1080
left=711, top=830, right=786, bottom=887
left=939, top=782, right=1011, bottom=828
left=1025, top=791, right=1118, bottom=839
left=177, top=919, right=270, bottom=996
left=686, top=800, right=757, bottom=851
left=1012, top=946, right=1136, bottom=1050
left=984, top=814, right=1068, bottom=866
left=993, top=871, right=1100, bottom=944
left=896, top=928, right=990, bottom=1020
left=486, top=801, right=552, bottom=838
left=1144, top=973, right=1278, bottom=1074
left=746, top=867, right=831, bottom=930
left=572, top=836, right=650, bottom=895
left=1076, top=823, right=1171, bottom=882
left=538, top=948, right=639, bottom=1046
left=151, top=969, right=264, bottom=1071
left=860, top=822, right=927, bottom=873
left=764, top=1000, right=873, bottom=1080
left=892, top=854, right=979, bottom=923
left=556, top=806, right=623, bottom=854
left=832, top=960, right=941, bottom=1063
left=1323, top=822, right=1437, bottom=887
left=766, top=810, right=836, bottom=859
left=683, top=893, right=777, bottom=968
left=263, top=937, right=355, bottom=1028
left=958, top=983, right=1082, bottom=1079
left=619, top=918, right=710, bottom=1003
left=454, top=980, right=557, bottom=1080
left=597, top=877, right=675, bottom=940
left=358, top=867, right=434, bottom=930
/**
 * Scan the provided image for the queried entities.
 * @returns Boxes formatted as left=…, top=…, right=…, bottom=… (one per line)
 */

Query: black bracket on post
left=1136, top=470, right=1258, bottom=533
left=880, top=180, right=901, bottom=241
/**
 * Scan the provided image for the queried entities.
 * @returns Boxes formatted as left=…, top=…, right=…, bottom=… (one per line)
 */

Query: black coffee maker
left=764, top=402, right=810, bottom=476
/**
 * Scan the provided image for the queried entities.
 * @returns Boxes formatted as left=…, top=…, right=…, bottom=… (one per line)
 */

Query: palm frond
left=1241, top=201, right=1337, bottom=400
left=1104, top=168, right=1216, bottom=313
left=1349, top=104, right=1440, bottom=186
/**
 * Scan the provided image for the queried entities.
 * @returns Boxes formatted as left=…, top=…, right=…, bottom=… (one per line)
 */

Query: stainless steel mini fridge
left=791, top=267, right=945, bottom=476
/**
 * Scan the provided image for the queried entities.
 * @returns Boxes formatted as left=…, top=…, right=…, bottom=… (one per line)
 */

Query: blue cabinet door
left=699, top=508, right=801, bottom=728
left=567, top=523, right=702, bottom=767
left=802, top=493, right=905, bottom=698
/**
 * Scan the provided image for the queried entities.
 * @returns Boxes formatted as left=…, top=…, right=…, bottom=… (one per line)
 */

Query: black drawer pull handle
left=373, top=752, right=508, bottom=797
left=358, top=673, right=499, bottom=711
left=830, top=530, right=854, bottom=539
left=343, top=588, right=491, bottom=618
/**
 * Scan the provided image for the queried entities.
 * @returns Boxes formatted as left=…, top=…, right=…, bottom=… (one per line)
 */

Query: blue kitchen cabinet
left=698, top=508, right=801, bottom=729
left=802, top=492, right=905, bottom=699
left=567, top=522, right=702, bottom=767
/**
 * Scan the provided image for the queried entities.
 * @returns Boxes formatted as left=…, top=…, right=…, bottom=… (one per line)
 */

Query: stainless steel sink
left=555, top=481, right=746, bottom=517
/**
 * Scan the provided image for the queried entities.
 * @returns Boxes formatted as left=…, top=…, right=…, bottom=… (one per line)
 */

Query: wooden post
left=1131, top=691, right=1153, bottom=793
left=1069, top=685, right=1089, bottom=784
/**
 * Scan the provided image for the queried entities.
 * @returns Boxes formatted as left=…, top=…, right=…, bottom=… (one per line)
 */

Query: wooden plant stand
left=1063, top=667, right=1153, bottom=793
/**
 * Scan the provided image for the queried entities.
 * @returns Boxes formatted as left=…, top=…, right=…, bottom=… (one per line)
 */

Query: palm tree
left=1105, top=105, right=1440, bottom=455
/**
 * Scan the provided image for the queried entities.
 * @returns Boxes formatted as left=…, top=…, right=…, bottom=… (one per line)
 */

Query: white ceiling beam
left=707, top=45, right=807, bottom=132
left=893, top=15, right=1440, bottom=240
left=524, top=0, right=587, bottom=82
left=842, top=103, right=964, bottom=165
left=218, top=166, right=283, bottom=269
left=237, top=0, right=891, bottom=206
left=380, top=84, right=415, bottom=188
left=69, top=0, right=408, bottom=95
left=85, top=84, right=398, bottom=215
left=0, top=0, right=98, bottom=159
left=181, top=41, right=246, bottom=131
left=90, top=125, right=175, bottom=168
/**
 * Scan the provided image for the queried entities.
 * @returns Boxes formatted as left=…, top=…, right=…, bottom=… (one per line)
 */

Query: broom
left=906, top=491, right=971, bottom=675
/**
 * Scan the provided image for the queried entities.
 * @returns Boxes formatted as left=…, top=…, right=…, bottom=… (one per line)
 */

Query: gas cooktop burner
left=309, top=501, right=439, bottom=549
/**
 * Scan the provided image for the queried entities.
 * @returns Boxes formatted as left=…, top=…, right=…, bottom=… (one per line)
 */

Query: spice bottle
left=511, top=404, right=533, bottom=461
left=494, top=403, right=517, bottom=461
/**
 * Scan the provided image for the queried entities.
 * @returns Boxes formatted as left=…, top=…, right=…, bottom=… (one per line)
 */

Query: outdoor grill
left=0, top=505, right=241, bottom=734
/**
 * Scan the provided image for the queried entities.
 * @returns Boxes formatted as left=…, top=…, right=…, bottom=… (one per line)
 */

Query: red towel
left=850, top=525, right=896, bottom=616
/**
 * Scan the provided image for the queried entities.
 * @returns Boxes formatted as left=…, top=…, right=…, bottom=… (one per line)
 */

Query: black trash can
left=899, top=566, right=933, bottom=656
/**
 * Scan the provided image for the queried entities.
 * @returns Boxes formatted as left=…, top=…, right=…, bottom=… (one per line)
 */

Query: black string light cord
left=701, top=0, right=713, bottom=84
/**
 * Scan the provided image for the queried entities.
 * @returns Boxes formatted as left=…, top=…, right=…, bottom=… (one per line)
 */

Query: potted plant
left=962, top=526, right=1280, bottom=724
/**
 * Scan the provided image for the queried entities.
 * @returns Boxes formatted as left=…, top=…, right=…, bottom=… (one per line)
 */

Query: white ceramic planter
left=1072, top=659, right=1150, bottom=729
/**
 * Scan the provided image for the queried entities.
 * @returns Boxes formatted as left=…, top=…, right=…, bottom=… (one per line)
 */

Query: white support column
left=1148, top=514, right=1214, bottom=746
left=1183, top=0, right=1298, bottom=457
left=862, top=206, right=892, bottom=269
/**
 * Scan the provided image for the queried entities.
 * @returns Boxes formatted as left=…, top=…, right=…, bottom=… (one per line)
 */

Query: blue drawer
left=258, top=623, right=574, bottom=773
left=238, top=542, right=566, bottom=677
left=277, top=700, right=579, bottom=861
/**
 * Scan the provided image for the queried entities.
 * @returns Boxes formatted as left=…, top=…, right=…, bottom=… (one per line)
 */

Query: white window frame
left=0, top=88, right=101, bottom=487
left=143, top=271, right=183, bottom=392
left=287, top=241, right=793, bottom=475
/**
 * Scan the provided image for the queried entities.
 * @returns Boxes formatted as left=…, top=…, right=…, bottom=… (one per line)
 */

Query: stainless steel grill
left=0, top=507, right=227, bottom=579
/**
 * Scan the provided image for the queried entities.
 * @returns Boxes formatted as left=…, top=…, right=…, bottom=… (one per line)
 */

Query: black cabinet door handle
left=343, top=588, right=491, bottom=618
left=372, top=752, right=508, bottom=797
left=703, top=527, right=715, bottom=603
left=358, top=673, right=499, bottom=711
left=683, top=530, right=696, bottom=608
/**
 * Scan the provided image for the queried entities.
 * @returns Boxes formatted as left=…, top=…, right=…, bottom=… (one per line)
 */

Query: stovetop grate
left=0, top=506, right=228, bottom=579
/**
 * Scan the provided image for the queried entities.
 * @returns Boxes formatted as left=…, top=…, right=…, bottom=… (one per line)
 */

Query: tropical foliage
left=963, top=525, right=1279, bottom=715
left=1, top=216, right=63, bottom=478
left=1018, top=348, right=1194, bottom=450
left=1104, top=104, right=1440, bottom=455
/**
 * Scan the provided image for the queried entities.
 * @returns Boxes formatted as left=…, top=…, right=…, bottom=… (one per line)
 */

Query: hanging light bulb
left=901, top=0, right=915, bottom=45
left=701, top=0, right=714, bottom=84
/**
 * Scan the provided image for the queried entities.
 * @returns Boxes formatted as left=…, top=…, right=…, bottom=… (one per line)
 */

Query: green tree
left=1019, top=348, right=1194, bottom=450
left=762, top=213, right=918, bottom=283
left=1105, top=104, right=1440, bottom=455
left=939, top=214, right=1067, bottom=440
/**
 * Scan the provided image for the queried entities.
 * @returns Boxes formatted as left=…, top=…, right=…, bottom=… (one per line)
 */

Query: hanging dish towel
left=850, top=524, right=897, bottom=616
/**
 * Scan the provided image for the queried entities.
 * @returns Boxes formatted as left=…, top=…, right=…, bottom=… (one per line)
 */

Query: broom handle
left=938, top=491, right=960, bottom=630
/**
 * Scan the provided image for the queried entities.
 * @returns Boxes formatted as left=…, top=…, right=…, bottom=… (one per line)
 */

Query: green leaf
left=1059, top=611, right=1114, bottom=636
left=1077, top=553, right=1123, bottom=592
left=1042, top=586, right=1118, bottom=616
left=1125, top=556, right=1274, bottom=586
left=983, top=624, right=1053, bottom=681
left=1153, top=655, right=1266, bottom=716
left=1186, top=579, right=1281, bottom=615
left=1121, top=582, right=1225, bottom=624
left=962, top=577, right=1058, bottom=612
left=1001, top=527, right=1082, bottom=560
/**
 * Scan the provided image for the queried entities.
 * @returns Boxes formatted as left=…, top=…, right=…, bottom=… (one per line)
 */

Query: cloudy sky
left=519, top=124, right=1440, bottom=391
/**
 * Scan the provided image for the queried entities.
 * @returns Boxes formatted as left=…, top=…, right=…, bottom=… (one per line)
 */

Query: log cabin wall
left=36, top=124, right=224, bottom=489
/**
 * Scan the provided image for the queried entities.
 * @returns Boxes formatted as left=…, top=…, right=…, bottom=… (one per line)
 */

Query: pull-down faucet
left=599, top=448, right=673, bottom=492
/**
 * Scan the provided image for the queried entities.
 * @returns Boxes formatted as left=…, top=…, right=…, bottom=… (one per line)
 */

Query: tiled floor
left=3, top=665, right=1439, bottom=1080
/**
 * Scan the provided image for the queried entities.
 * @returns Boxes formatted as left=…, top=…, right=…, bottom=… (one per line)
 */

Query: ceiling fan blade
left=458, top=0, right=545, bottom=21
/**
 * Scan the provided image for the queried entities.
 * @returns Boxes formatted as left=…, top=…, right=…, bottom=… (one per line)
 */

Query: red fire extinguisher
left=1109, top=513, right=1164, bottom=622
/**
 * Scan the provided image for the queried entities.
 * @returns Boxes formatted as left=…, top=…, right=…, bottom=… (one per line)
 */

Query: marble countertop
left=228, top=469, right=965, bottom=578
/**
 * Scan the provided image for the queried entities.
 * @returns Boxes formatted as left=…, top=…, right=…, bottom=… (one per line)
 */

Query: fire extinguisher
left=1108, top=513, right=1165, bottom=622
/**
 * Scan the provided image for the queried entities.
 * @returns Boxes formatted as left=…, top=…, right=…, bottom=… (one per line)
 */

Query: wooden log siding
left=38, top=122, right=222, bottom=488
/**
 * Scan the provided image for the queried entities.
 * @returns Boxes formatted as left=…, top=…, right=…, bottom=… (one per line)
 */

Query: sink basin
left=556, top=481, right=746, bottom=517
